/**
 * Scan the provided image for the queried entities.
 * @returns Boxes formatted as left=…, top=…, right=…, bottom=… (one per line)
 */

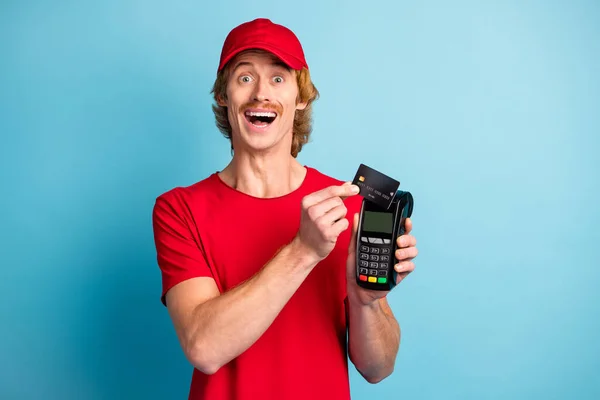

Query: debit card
left=351, top=164, right=400, bottom=209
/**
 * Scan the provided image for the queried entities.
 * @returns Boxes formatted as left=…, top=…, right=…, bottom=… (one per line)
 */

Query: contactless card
left=352, top=164, right=400, bottom=210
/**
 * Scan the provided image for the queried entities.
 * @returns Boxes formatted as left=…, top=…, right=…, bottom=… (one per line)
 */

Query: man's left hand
left=346, top=213, right=418, bottom=306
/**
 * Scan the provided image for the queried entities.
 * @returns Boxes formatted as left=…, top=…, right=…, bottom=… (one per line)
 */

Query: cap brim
left=219, top=43, right=305, bottom=71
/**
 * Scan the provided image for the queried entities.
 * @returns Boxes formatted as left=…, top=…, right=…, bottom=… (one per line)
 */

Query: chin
left=235, top=131, right=291, bottom=155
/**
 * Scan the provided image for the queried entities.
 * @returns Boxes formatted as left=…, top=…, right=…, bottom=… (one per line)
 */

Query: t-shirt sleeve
left=152, top=191, right=213, bottom=306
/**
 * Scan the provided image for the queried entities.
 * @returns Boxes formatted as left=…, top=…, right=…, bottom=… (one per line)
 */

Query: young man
left=152, top=18, right=418, bottom=399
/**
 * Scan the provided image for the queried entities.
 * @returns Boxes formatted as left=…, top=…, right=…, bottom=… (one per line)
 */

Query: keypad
left=357, top=236, right=393, bottom=284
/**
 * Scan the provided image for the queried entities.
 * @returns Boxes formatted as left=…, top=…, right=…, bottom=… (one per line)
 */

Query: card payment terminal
left=356, top=190, right=414, bottom=291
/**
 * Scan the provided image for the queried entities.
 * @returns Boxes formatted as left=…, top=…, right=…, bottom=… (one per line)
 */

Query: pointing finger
left=302, top=184, right=359, bottom=209
left=404, top=217, right=413, bottom=234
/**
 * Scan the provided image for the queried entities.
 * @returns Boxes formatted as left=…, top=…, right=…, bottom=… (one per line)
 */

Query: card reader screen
left=363, top=211, right=393, bottom=234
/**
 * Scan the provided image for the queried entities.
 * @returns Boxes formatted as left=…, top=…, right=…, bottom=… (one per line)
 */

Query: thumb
left=348, top=213, right=359, bottom=255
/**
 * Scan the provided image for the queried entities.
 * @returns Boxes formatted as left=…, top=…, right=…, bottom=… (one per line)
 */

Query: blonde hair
left=211, top=60, right=319, bottom=157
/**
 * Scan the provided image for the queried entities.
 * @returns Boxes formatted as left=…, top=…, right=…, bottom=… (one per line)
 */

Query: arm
left=163, top=184, right=360, bottom=374
left=166, top=239, right=317, bottom=375
left=346, top=296, right=400, bottom=383
left=345, top=215, right=418, bottom=383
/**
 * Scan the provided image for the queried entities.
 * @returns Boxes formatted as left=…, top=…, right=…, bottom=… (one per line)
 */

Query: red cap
left=218, top=18, right=308, bottom=72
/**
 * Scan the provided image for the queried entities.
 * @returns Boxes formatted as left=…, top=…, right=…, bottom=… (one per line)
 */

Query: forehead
left=229, top=49, right=290, bottom=71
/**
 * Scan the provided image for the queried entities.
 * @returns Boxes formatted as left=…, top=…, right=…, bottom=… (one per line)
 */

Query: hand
left=293, top=183, right=360, bottom=263
left=392, top=217, right=418, bottom=285
left=346, top=214, right=418, bottom=306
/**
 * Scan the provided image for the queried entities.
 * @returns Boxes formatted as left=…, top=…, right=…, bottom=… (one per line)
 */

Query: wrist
left=346, top=290, right=383, bottom=310
left=288, top=236, right=322, bottom=269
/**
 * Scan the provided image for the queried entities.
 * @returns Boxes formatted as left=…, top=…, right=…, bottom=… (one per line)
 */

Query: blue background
left=1, top=1, right=599, bottom=399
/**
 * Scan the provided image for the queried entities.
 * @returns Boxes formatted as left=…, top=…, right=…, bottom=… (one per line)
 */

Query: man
left=152, top=18, right=418, bottom=399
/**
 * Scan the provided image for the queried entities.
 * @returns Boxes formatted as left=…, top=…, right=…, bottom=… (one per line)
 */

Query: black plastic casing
left=355, top=191, right=414, bottom=291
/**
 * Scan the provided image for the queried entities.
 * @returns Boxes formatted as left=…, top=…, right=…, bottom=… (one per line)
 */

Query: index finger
left=302, top=184, right=360, bottom=208
left=404, top=217, right=412, bottom=234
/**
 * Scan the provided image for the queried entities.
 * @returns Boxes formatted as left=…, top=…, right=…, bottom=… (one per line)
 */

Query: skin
left=164, top=50, right=419, bottom=382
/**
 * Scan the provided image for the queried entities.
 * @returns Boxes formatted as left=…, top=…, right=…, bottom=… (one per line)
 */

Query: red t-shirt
left=152, top=166, right=363, bottom=399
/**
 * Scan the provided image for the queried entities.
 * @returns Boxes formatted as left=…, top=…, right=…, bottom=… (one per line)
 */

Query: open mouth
left=244, top=110, right=277, bottom=128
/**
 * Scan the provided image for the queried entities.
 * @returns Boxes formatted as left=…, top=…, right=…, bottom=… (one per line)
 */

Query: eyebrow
left=273, top=61, right=291, bottom=71
left=231, top=61, right=252, bottom=72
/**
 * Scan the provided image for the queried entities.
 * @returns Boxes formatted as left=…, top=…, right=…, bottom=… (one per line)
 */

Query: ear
left=216, top=95, right=227, bottom=107
left=296, top=101, right=308, bottom=111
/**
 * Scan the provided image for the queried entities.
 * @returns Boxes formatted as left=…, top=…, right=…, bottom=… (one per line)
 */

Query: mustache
left=240, top=102, right=282, bottom=115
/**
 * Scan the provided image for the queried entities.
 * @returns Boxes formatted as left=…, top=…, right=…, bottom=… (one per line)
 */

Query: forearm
left=187, top=239, right=318, bottom=373
left=347, top=297, right=400, bottom=383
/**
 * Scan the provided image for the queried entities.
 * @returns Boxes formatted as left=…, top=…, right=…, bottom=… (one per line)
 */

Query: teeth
left=246, top=111, right=276, bottom=117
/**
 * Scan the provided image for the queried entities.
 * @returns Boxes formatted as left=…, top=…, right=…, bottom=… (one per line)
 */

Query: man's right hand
left=293, top=183, right=360, bottom=263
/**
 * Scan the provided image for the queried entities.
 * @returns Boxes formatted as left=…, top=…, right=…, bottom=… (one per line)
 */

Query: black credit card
left=351, top=164, right=400, bottom=210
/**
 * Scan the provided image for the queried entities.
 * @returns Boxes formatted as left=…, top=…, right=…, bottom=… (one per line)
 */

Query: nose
left=252, top=77, right=271, bottom=102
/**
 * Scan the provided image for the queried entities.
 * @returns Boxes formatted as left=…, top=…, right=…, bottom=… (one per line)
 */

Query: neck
left=218, top=152, right=307, bottom=198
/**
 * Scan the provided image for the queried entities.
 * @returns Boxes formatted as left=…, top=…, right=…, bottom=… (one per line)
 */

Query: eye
left=273, top=76, right=284, bottom=83
left=239, top=75, right=253, bottom=83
